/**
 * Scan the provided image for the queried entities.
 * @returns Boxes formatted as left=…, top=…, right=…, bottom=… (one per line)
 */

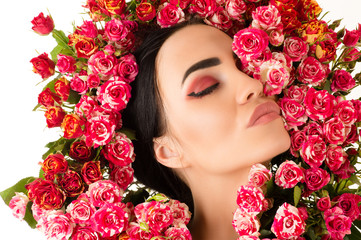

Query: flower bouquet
left=1, top=0, right=361, bottom=239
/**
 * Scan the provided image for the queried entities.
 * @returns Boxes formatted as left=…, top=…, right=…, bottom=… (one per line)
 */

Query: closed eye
left=187, top=82, right=220, bottom=98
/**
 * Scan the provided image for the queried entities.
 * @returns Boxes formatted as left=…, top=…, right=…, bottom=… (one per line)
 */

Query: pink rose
left=324, top=207, right=352, bottom=239
left=56, top=54, right=76, bottom=74
left=225, top=0, right=246, bottom=21
left=323, top=117, right=348, bottom=145
left=87, top=180, right=123, bottom=208
left=275, top=160, right=304, bottom=189
left=271, top=203, right=306, bottom=239
left=317, top=196, right=331, bottom=211
left=85, top=111, right=117, bottom=148
left=188, top=0, right=217, bottom=18
left=284, top=85, right=308, bottom=103
left=31, top=203, right=52, bottom=222
left=300, top=135, right=326, bottom=168
left=126, top=222, right=158, bottom=239
left=251, top=5, right=282, bottom=31
left=70, top=74, right=88, bottom=94
left=91, top=203, right=129, bottom=238
left=113, top=54, right=138, bottom=83
left=88, top=51, right=117, bottom=77
left=87, top=73, right=101, bottom=88
left=157, top=3, right=185, bottom=28
left=297, top=56, right=327, bottom=86
left=343, top=29, right=361, bottom=47
left=344, top=125, right=359, bottom=145
left=114, top=32, right=136, bottom=53
left=351, top=99, right=361, bottom=122
left=333, top=193, right=361, bottom=221
left=289, top=130, right=306, bottom=157
left=104, top=18, right=130, bottom=42
left=71, top=226, right=100, bottom=240
left=331, top=69, right=356, bottom=92
left=232, top=28, right=269, bottom=62
left=31, top=53, right=56, bottom=79
left=304, top=88, right=335, bottom=121
left=36, top=210, right=74, bottom=240
left=236, top=185, right=265, bottom=215
left=333, top=159, right=355, bottom=180
left=232, top=207, right=261, bottom=237
left=283, top=37, right=309, bottom=62
left=97, top=77, right=131, bottom=112
left=279, top=98, right=307, bottom=129
left=325, top=145, right=346, bottom=172
left=66, top=199, right=96, bottom=225
left=77, top=20, right=98, bottom=38
left=204, top=7, right=233, bottom=31
left=334, top=100, right=357, bottom=125
left=167, top=199, right=192, bottom=226
left=102, top=132, right=135, bottom=167
left=269, top=29, right=284, bottom=47
left=31, top=12, right=54, bottom=35
left=164, top=227, right=192, bottom=239
left=247, top=163, right=272, bottom=188
left=9, top=192, right=29, bottom=220
left=304, top=121, right=323, bottom=136
left=75, top=95, right=99, bottom=119
left=110, top=165, right=134, bottom=190
left=343, top=47, right=361, bottom=62
left=304, top=168, right=330, bottom=191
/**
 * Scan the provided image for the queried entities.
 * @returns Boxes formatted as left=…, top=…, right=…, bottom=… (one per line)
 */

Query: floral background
left=0, top=0, right=360, bottom=239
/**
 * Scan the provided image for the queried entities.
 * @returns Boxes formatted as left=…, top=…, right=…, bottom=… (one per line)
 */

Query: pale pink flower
left=36, top=210, right=75, bottom=240
left=247, top=163, right=272, bottom=188
left=275, top=160, right=304, bottom=189
left=9, top=192, right=29, bottom=220
left=87, top=180, right=123, bottom=208
left=232, top=207, right=261, bottom=236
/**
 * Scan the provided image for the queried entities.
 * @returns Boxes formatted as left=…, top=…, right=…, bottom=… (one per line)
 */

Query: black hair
left=122, top=20, right=204, bottom=213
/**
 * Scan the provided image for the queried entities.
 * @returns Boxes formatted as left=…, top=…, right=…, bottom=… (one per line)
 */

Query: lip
left=247, top=101, right=281, bottom=128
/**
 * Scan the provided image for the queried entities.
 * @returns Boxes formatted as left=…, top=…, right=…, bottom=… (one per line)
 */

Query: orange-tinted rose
left=69, top=34, right=98, bottom=59
left=313, top=39, right=337, bottom=63
left=98, top=0, right=126, bottom=16
left=69, top=140, right=95, bottom=163
left=297, top=20, right=328, bottom=44
left=118, top=232, right=130, bottom=239
left=45, top=106, right=66, bottom=128
left=61, top=114, right=85, bottom=139
left=57, top=170, right=85, bottom=197
left=81, top=161, right=103, bottom=185
left=41, top=153, right=68, bottom=175
left=298, top=0, right=322, bottom=21
left=30, top=53, right=55, bottom=79
left=277, top=6, right=301, bottom=34
left=136, top=2, right=156, bottom=22
left=38, top=88, right=62, bottom=108
left=54, top=76, right=70, bottom=101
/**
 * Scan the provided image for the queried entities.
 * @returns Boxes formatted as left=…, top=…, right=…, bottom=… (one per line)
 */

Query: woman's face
left=155, top=24, right=290, bottom=176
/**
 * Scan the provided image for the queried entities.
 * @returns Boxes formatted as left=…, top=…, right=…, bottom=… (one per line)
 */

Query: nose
left=235, top=73, right=264, bottom=105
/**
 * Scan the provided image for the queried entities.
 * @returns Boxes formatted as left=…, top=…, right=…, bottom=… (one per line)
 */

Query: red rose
left=44, top=106, right=66, bottom=128
left=325, top=145, right=346, bottom=172
left=333, top=193, right=361, bottom=221
left=57, top=170, right=85, bottom=197
left=317, top=196, right=331, bottom=211
left=38, top=88, right=62, bottom=108
left=103, top=132, right=135, bottom=167
left=87, top=73, right=101, bottom=88
left=75, top=95, right=99, bottom=119
left=324, top=207, right=352, bottom=239
left=342, top=47, right=361, bottom=62
left=25, top=178, right=66, bottom=210
left=304, top=168, right=330, bottom=191
left=61, top=114, right=85, bottom=139
left=30, top=53, right=55, bottom=79
left=334, top=100, right=357, bottom=125
left=136, top=2, right=156, bottom=22
left=331, top=69, right=356, bottom=92
left=343, top=29, right=361, bottom=47
left=71, top=35, right=98, bottom=59
left=275, top=160, right=304, bottom=189
left=69, top=140, right=95, bottom=163
left=81, top=161, right=103, bottom=185
left=54, top=76, right=70, bottom=101
left=290, top=130, right=306, bottom=157
left=70, top=75, right=89, bottom=94
left=31, top=12, right=54, bottom=35
left=78, top=20, right=98, bottom=38
left=110, top=165, right=134, bottom=190
left=56, top=54, right=77, bottom=74
left=41, top=153, right=68, bottom=175
left=312, top=39, right=337, bottom=63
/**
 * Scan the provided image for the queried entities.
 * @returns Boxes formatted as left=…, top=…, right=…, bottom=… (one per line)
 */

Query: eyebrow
left=182, top=57, right=221, bottom=85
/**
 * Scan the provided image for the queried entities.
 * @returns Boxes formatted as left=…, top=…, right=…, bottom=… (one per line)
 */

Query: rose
left=304, top=121, right=323, bottom=136
left=325, top=145, right=346, bottom=172
left=283, top=37, right=309, bottom=62
left=344, top=125, right=359, bottom=145
left=324, top=207, right=352, bottom=239
left=167, top=199, right=192, bottom=227
left=87, top=180, right=123, bottom=208
left=87, top=73, right=101, bottom=88
left=104, top=18, right=130, bottom=42
left=75, top=95, right=99, bottom=119
left=69, top=140, right=95, bottom=163
left=304, top=88, right=335, bottom=121
left=334, top=100, right=357, bottom=125
left=233, top=28, right=269, bottom=62
left=97, top=78, right=131, bottom=112
left=36, top=210, right=74, bottom=240
left=300, top=135, right=326, bottom=168
left=9, top=193, right=29, bottom=220
left=113, top=54, right=138, bottom=82
left=269, top=29, right=284, bottom=47
left=297, top=19, right=328, bottom=44
left=88, top=51, right=117, bottom=77
left=323, top=117, right=348, bottom=145
left=317, top=196, right=331, bottom=211
left=66, top=199, right=96, bottom=225
left=312, top=39, right=337, bottom=63
left=298, top=0, right=322, bottom=21
left=276, top=5, right=301, bottom=34
left=333, top=193, right=361, bottom=221
left=81, top=161, right=103, bottom=185
left=275, top=160, right=304, bottom=189
left=126, top=222, right=158, bottom=239
left=44, top=106, right=66, bottom=128
left=157, top=3, right=185, bottom=28
left=114, top=32, right=136, bottom=52
left=343, top=29, right=361, bottom=47
left=251, top=5, right=282, bottom=31
left=54, top=76, right=70, bottom=101
left=247, top=163, right=272, bottom=188
left=85, top=113, right=117, bottom=148
left=333, top=159, right=355, bottom=180
left=92, top=203, right=129, bottom=237
left=283, top=84, right=308, bottom=103
left=61, top=114, right=85, bottom=139
left=70, top=74, right=88, bottom=94
left=57, top=170, right=84, bottom=197
left=164, top=227, right=192, bottom=239
left=30, top=53, right=55, bottom=79
left=271, top=203, right=306, bottom=239
left=38, top=88, right=62, bottom=108
left=41, top=153, right=68, bottom=176
left=56, top=54, right=77, bottom=74
left=279, top=98, right=307, bottom=129
left=289, top=130, right=306, bottom=157
left=342, top=47, right=361, bottom=62
left=225, top=0, right=246, bottom=21
left=71, top=226, right=100, bottom=240
left=204, top=7, right=233, bottom=31
left=110, top=165, right=134, bottom=190
left=297, top=56, right=327, bottom=86
left=304, top=168, right=330, bottom=191
left=102, top=132, right=135, bottom=167
left=136, top=2, right=156, bottom=22
left=97, top=0, right=126, bottom=16
left=31, top=12, right=54, bottom=35
left=331, top=69, right=356, bottom=92
left=236, top=185, right=265, bottom=215
left=232, top=208, right=260, bottom=236
left=72, top=36, right=98, bottom=59
left=188, top=0, right=217, bottom=18
left=78, top=20, right=98, bottom=38
left=26, top=178, right=66, bottom=210
left=351, top=99, right=361, bottom=122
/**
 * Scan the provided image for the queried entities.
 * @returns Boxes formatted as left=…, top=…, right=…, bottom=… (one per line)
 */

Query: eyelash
left=187, top=82, right=220, bottom=98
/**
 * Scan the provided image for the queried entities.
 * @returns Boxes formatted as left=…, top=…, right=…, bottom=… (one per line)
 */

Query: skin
left=153, top=24, right=291, bottom=240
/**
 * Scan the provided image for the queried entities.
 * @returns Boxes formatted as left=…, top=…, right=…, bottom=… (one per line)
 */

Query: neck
left=186, top=167, right=252, bottom=240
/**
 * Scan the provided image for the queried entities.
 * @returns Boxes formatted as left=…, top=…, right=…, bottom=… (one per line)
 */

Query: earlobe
left=153, top=136, right=188, bottom=169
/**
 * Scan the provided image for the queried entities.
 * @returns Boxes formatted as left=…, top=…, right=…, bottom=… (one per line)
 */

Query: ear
left=153, top=135, right=188, bottom=169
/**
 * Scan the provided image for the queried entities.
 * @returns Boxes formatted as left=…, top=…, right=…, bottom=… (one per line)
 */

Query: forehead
left=156, top=24, right=233, bottom=83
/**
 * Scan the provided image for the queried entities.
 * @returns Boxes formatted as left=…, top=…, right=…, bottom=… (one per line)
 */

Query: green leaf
left=147, top=193, right=169, bottom=203
left=66, top=89, right=81, bottom=105
left=52, top=29, right=70, bottom=49
left=50, top=45, right=63, bottom=63
left=24, top=202, right=37, bottom=229
left=0, top=177, right=36, bottom=205
left=294, top=185, right=302, bottom=206
left=32, top=103, right=42, bottom=112
left=42, top=137, right=72, bottom=159
left=121, top=127, right=136, bottom=140
left=349, top=223, right=361, bottom=239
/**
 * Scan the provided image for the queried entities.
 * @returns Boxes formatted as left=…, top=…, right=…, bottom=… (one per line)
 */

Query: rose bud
left=30, top=53, right=55, bottom=79
left=44, top=106, right=66, bottom=128
left=343, top=29, right=361, bottom=47
left=41, top=153, right=68, bottom=176
left=136, top=2, right=157, bottom=22
left=69, top=140, right=95, bottom=163
left=54, top=76, right=70, bottom=101
left=38, top=88, right=62, bottom=108
left=61, top=114, right=85, bottom=139
left=31, top=12, right=54, bottom=35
